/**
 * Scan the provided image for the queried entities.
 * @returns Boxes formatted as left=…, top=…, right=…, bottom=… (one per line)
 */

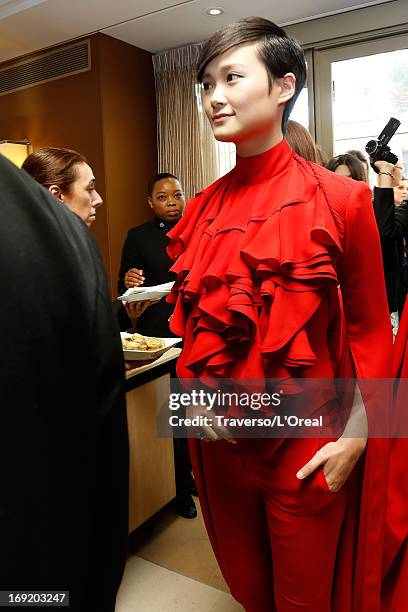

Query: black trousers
left=173, top=437, right=194, bottom=497
left=169, top=364, right=194, bottom=497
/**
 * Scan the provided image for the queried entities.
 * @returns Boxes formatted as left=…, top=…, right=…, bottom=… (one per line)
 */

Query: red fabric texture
left=167, top=140, right=394, bottom=610
left=381, top=304, right=408, bottom=609
left=190, top=437, right=350, bottom=612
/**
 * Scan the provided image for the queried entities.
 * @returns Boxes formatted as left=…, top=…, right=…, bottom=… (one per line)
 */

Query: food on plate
left=121, top=333, right=165, bottom=352
left=145, top=337, right=165, bottom=350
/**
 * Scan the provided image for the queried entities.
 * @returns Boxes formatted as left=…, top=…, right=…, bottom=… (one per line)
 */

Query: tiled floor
left=129, top=502, right=228, bottom=591
left=115, top=557, right=242, bottom=611
left=115, top=499, right=243, bottom=611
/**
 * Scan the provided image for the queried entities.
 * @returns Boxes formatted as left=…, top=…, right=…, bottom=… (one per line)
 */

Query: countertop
left=125, top=347, right=181, bottom=389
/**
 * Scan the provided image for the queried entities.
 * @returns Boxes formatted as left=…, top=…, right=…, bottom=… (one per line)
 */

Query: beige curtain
left=152, top=44, right=219, bottom=200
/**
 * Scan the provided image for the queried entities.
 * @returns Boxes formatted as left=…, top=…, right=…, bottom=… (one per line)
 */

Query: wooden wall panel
left=0, top=34, right=158, bottom=296
left=96, top=34, right=158, bottom=297
left=0, top=39, right=109, bottom=273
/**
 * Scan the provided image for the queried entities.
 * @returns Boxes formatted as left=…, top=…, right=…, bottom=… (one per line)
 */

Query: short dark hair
left=22, top=147, right=87, bottom=193
left=148, top=172, right=181, bottom=196
left=197, top=16, right=307, bottom=131
left=326, top=153, right=367, bottom=182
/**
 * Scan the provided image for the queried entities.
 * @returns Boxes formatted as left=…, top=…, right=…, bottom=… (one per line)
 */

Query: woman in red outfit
left=167, top=18, right=393, bottom=611
left=381, top=305, right=408, bottom=609
left=372, top=158, right=408, bottom=608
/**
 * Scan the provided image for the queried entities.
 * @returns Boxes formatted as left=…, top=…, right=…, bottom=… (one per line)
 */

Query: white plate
left=118, top=281, right=174, bottom=303
left=121, top=333, right=182, bottom=361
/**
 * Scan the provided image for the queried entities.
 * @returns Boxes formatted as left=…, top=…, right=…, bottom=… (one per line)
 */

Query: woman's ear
left=278, top=73, right=296, bottom=105
left=147, top=196, right=154, bottom=209
left=49, top=185, right=63, bottom=201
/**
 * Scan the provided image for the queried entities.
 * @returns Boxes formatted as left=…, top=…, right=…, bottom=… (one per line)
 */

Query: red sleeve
left=338, top=181, right=393, bottom=378
left=335, top=182, right=393, bottom=609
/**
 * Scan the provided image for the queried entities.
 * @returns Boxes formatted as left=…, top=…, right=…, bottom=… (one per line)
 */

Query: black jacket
left=0, top=155, right=128, bottom=611
left=117, top=218, right=175, bottom=337
left=373, top=186, right=408, bottom=314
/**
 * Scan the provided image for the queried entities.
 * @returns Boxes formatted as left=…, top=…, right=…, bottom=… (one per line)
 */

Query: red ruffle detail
left=167, top=146, right=343, bottom=380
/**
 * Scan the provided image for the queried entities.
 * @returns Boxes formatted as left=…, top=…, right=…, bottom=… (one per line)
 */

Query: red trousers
left=191, top=438, right=350, bottom=612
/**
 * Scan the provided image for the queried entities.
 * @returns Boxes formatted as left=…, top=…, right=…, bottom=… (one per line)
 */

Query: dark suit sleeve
left=373, top=186, right=408, bottom=238
left=0, top=154, right=128, bottom=609
left=117, top=230, right=143, bottom=295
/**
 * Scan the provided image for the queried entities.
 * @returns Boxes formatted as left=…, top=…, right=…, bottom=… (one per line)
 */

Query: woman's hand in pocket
left=296, top=437, right=367, bottom=492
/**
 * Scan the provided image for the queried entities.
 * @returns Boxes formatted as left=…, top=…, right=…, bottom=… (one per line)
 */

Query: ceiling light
left=205, top=7, right=224, bottom=16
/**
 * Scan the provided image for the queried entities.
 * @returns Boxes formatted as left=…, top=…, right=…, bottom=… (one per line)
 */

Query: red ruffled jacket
left=167, top=140, right=394, bottom=610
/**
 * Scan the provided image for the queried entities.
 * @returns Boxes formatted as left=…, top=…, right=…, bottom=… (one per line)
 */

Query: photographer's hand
left=374, top=160, right=401, bottom=188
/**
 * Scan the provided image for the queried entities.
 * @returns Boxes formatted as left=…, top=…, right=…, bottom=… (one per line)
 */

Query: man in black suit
left=0, top=154, right=128, bottom=611
left=118, top=173, right=197, bottom=519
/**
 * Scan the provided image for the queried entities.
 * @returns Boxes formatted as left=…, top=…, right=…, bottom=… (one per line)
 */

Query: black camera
left=365, top=117, right=401, bottom=172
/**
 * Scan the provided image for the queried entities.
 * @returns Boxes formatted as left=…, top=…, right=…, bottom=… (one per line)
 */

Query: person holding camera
left=373, top=159, right=407, bottom=321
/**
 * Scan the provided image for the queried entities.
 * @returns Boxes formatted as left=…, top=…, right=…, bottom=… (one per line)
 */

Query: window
left=314, top=34, right=408, bottom=182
